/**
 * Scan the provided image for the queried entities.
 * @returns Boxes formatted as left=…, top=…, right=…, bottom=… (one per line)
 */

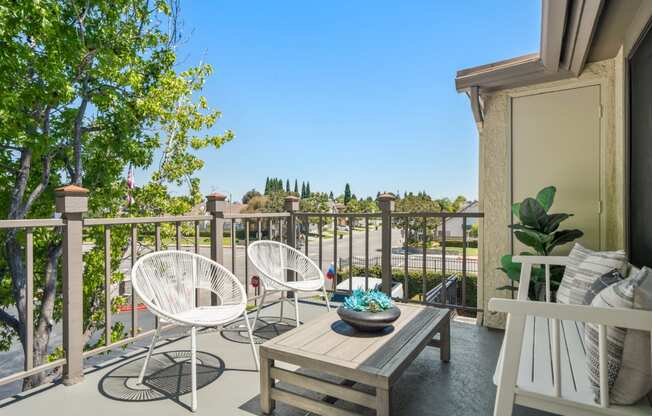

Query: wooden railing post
left=284, top=196, right=299, bottom=294
left=378, top=193, right=395, bottom=296
left=284, top=196, right=299, bottom=249
left=207, top=193, right=226, bottom=305
left=56, top=185, right=88, bottom=385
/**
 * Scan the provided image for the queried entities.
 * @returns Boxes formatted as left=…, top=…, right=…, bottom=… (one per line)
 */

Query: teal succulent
left=343, top=289, right=393, bottom=313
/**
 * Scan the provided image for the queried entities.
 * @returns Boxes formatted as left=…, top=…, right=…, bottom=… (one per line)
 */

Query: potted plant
left=499, top=186, right=583, bottom=300
left=337, top=289, right=401, bottom=332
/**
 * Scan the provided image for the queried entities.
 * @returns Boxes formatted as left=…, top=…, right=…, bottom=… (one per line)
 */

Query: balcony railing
left=0, top=189, right=482, bottom=395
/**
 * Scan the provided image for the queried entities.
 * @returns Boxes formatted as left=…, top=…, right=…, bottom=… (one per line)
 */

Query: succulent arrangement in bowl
left=343, top=289, right=393, bottom=312
left=337, top=289, right=401, bottom=332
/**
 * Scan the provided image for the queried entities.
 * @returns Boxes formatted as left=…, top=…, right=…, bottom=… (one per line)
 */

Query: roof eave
left=454, top=0, right=605, bottom=94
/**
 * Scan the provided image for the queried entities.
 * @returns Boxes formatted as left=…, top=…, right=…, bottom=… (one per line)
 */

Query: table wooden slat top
left=261, top=303, right=448, bottom=382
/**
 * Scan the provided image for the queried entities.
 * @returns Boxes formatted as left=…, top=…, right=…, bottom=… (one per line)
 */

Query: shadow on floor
left=98, top=350, right=224, bottom=411
left=221, top=316, right=298, bottom=344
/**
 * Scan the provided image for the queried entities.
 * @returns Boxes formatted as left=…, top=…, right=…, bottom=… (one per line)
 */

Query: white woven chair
left=248, top=240, right=331, bottom=329
left=131, top=250, right=258, bottom=412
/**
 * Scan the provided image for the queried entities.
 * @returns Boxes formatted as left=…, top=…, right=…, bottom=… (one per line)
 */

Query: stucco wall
left=477, top=58, right=624, bottom=328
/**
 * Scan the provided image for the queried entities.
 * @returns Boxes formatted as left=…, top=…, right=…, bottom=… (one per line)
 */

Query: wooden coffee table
left=260, top=303, right=450, bottom=416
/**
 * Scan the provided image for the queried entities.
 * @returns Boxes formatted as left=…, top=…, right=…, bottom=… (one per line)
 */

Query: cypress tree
left=306, top=182, right=311, bottom=197
left=286, top=179, right=290, bottom=192
left=294, top=179, right=298, bottom=194
left=344, top=183, right=351, bottom=205
left=264, top=177, right=270, bottom=195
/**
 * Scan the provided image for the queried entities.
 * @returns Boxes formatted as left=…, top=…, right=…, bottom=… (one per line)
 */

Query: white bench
left=490, top=256, right=652, bottom=416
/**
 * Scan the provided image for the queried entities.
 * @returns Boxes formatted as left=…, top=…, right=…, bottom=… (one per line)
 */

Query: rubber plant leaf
left=548, top=229, right=584, bottom=250
left=542, top=213, right=572, bottom=234
left=536, top=186, right=556, bottom=212
left=511, top=202, right=522, bottom=221
left=519, top=198, right=547, bottom=229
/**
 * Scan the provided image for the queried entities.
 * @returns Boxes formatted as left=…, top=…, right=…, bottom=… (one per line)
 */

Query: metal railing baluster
left=348, top=215, right=353, bottom=293
left=245, top=220, right=249, bottom=296
left=422, top=217, right=427, bottom=302
left=194, top=221, right=200, bottom=254
left=175, top=221, right=181, bottom=251
left=441, top=216, right=447, bottom=305
left=104, top=226, right=111, bottom=347
left=318, top=215, right=323, bottom=272
left=130, top=224, right=138, bottom=336
left=24, top=228, right=33, bottom=371
left=462, top=216, right=467, bottom=308
left=403, top=221, right=409, bottom=301
left=364, top=217, right=369, bottom=292
left=231, top=218, right=236, bottom=274
left=333, top=216, right=338, bottom=290
left=304, top=215, right=309, bottom=257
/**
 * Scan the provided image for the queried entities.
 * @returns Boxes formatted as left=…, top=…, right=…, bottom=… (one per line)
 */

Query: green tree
left=395, top=192, right=441, bottom=246
left=301, top=182, right=306, bottom=198
left=453, top=195, right=468, bottom=212
left=294, top=179, right=298, bottom=194
left=285, top=179, right=290, bottom=192
left=306, top=182, right=311, bottom=197
left=242, top=189, right=261, bottom=204
left=299, top=193, right=331, bottom=224
left=329, top=191, right=334, bottom=199
left=344, top=183, right=352, bottom=205
left=0, top=0, right=231, bottom=389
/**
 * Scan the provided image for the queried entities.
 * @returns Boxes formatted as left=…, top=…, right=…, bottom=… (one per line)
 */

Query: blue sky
left=163, top=1, right=541, bottom=202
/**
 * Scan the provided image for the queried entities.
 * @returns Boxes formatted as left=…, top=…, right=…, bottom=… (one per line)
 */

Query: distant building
left=191, top=201, right=248, bottom=232
left=436, top=201, right=478, bottom=240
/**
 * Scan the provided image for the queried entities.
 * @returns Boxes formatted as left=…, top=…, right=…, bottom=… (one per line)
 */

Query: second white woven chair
left=248, top=240, right=331, bottom=329
left=131, top=250, right=258, bottom=412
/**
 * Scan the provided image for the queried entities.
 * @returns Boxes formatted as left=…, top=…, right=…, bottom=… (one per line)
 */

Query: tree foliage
left=241, top=189, right=261, bottom=204
left=394, top=192, right=451, bottom=245
left=0, top=0, right=231, bottom=389
left=344, top=183, right=351, bottom=205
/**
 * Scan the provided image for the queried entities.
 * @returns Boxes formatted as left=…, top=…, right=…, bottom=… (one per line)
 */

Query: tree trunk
left=0, top=147, right=60, bottom=391
left=23, top=241, right=63, bottom=389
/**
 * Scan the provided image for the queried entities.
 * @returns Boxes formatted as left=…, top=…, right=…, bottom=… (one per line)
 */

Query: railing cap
left=55, top=185, right=89, bottom=196
left=284, top=195, right=300, bottom=212
left=377, top=192, right=396, bottom=201
left=206, top=192, right=227, bottom=201
left=55, top=185, right=88, bottom=214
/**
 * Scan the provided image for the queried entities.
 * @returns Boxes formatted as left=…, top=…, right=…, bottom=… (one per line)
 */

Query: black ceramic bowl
left=336, top=306, right=401, bottom=332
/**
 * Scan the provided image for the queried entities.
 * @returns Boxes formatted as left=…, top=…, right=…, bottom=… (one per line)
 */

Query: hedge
left=336, top=265, right=477, bottom=310
left=442, top=239, right=478, bottom=248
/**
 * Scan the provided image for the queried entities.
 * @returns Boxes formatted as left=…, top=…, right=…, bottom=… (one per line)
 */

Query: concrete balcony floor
left=0, top=302, right=551, bottom=416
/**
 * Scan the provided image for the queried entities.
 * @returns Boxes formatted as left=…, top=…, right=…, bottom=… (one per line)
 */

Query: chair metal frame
left=248, top=240, right=331, bottom=329
left=131, top=250, right=259, bottom=412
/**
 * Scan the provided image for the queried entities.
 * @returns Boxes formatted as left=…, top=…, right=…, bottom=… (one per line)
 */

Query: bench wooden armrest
left=489, top=298, right=652, bottom=331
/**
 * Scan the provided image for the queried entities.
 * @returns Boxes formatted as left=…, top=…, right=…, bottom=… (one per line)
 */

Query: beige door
left=512, top=84, right=602, bottom=252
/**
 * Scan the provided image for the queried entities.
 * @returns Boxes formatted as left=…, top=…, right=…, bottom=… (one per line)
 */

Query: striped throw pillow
left=582, top=269, right=624, bottom=305
left=556, top=243, right=626, bottom=305
left=585, top=266, right=652, bottom=404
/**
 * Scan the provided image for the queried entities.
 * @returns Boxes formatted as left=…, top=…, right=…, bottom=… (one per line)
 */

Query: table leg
left=440, top=315, right=450, bottom=363
left=260, top=350, right=275, bottom=414
left=376, top=386, right=392, bottom=416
